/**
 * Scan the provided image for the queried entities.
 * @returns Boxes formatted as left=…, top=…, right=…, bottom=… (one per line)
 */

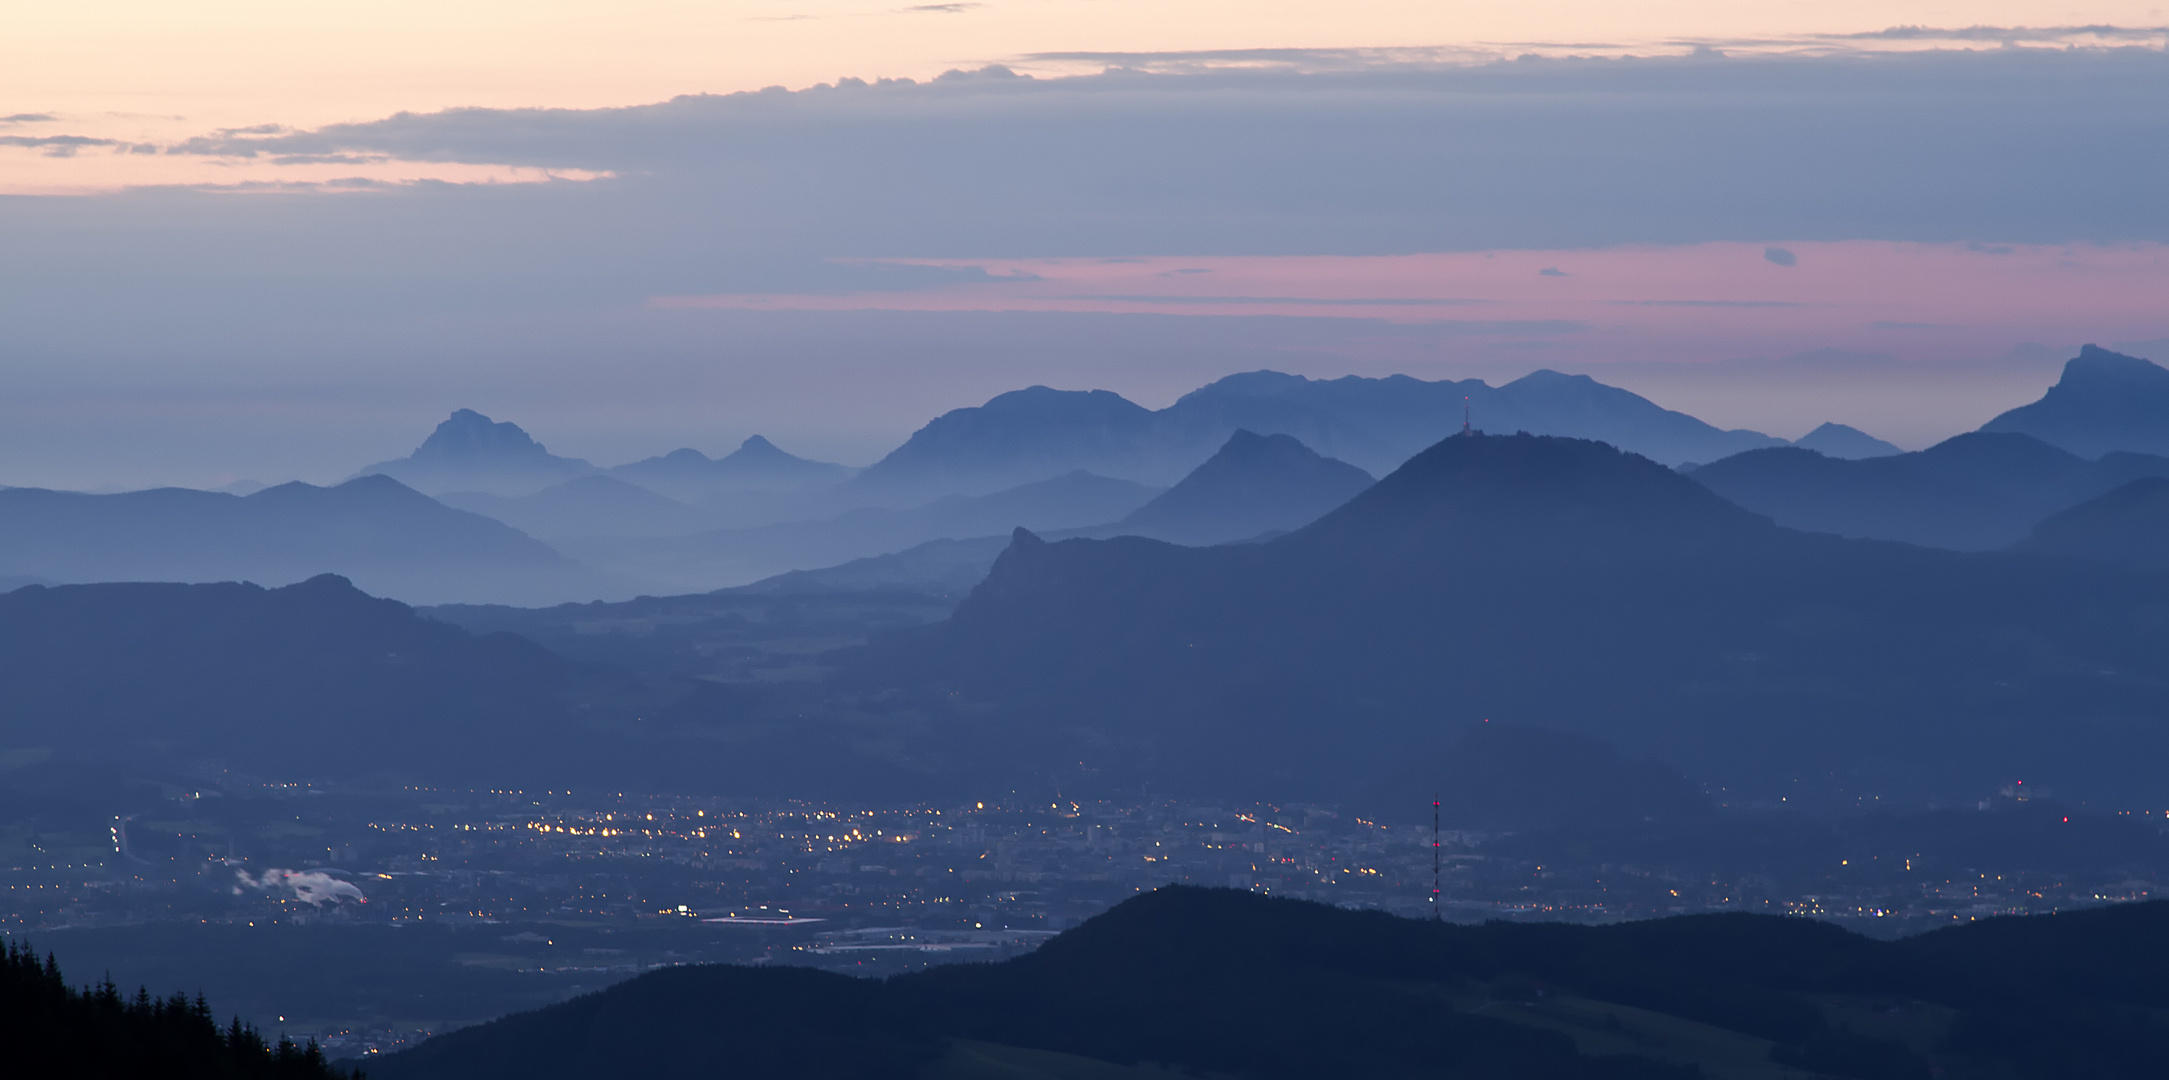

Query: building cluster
left=5, top=783, right=2160, bottom=949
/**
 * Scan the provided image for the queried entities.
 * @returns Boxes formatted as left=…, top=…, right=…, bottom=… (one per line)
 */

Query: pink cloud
left=654, top=242, right=2169, bottom=365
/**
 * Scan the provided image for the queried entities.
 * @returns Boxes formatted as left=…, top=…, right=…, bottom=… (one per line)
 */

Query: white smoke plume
left=232, top=868, right=366, bottom=906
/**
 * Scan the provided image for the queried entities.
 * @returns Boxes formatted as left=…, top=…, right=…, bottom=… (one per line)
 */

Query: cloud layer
left=1, top=47, right=2166, bottom=487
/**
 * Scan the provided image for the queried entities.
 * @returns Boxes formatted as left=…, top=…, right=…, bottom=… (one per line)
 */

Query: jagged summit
left=1980, top=345, right=2169, bottom=458
left=413, top=409, right=556, bottom=462
left=357, top=409, right=594, bottom=496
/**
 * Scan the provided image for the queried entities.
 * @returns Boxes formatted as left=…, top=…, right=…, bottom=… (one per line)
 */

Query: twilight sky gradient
left=3, top=4, right=2167, bottom=488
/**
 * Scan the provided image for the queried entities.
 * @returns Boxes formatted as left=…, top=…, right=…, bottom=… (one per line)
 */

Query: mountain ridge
left=1689, top=431, right=2169, bottom=550
left=847, top=431, right=2169, bottom=806
left=0, top=474, right=610, bottom=606
left=1979, top=344, right=2169, bottom=457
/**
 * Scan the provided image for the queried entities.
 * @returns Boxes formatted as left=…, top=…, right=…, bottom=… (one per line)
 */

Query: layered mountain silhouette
left=570, top=431, right=1371, bottom=591
left=370, top=886, right=2169, bottom=1080
left=842, top=387, right=1164, bottom=503
left=841, top=371, right=1782, bottom=505
left=438, top=474, right=703, bottom=540
left=1102, top=429, right=1373, bottom=546
left=1791, top=422, right=1901, bottom=459
left=356, top=409, right=595, bottom=496
left=607, top=435, right=852, bottom=502
left=569, top=471, right=1161, bottom=591
left=0, top=575, right=609, bottom=778
left=2012, top=476, right=2169, bottom=571
left=729, top=536, right=1011, bottom=597
left=0, top=475, right=608, bottom=605
left=848, top=432, right=2169, bottom=806
left=1980, top=344, right=2169, bottom=457
left=1689, top=432, right=2169, bottom=550
left=1162, top=369, right=1786, bottom=474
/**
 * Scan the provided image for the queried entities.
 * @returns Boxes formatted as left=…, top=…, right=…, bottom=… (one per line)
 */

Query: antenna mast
left=1431, top=794, right=1442, bottom=920
left=1462, top=396, right=1471, bottom=435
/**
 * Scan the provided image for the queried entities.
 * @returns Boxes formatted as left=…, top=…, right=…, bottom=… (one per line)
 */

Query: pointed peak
left=1010, top=526, right=1045, bottom=548
left=740, top=435, right=779, bottom=452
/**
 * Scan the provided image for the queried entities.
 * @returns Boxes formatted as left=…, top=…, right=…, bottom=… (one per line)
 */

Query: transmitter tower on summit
left=1432, top=794, right=1442, bottom=920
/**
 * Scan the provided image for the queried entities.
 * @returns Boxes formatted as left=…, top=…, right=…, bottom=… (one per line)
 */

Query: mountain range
left=0, top=475, right=606, bottom=606
left=840, top=369, right=1793, bottom=504
left=0, top=574, right=612, bottom=779
left=605, top=435, right=855, bottom=503
left=565, top=471, right=1164, bottom=592
left=1687, top=432, right=2169, bottom=550
left=368, top=885, right=2169, bottom=1080
left=437, top=475, right=705, bottom=540
left=844, top=431, right=2169, bottom=807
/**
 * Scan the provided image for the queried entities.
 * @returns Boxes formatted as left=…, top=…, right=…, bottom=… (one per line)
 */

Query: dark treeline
left=0, top=939, right=352, bottom=1080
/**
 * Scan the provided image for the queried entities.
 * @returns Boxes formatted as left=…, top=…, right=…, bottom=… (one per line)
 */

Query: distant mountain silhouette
left=569, top=471, right=1161, bottom=591
left=439, top=475, right=703, bottom=540
left=1791, top=422, right=1901, bottom=459
left=843, top=387, right=1161, bottom=503
left=1980, top=345, right=2169, bottom=457
left=842, top=371, right=1782, bottom=506
left=730, top=536, right=1010, bottom=598
left=2012, top=476, right=2169, bottom=571
left=608, top=435, right=852, bottom=502
left=1690, top=432, right=2169, bottom=549
left=356, top=409, right=595, bottom=496
left=0, top=575, right=609, bottom=778
left=1162, top=369, right=1784, bottom=474
left=370, top=885, right=2169, bottom=1080
left=1105, top=430, right=1372, bottom=546
left=0, top=475, right=609, bottom=605
left=848, top=432, right=2169, bottom=806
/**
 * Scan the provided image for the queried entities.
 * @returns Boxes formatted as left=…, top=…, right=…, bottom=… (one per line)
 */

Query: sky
left=4, top=4, right=2168, bottom=488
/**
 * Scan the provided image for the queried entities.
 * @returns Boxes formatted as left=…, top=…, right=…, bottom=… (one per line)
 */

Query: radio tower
left=1462, top=395, right=1472, bottom=435
left=1431, top=793, right=1442, bottom=920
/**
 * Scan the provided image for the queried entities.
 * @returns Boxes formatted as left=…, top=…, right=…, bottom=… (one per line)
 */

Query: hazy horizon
left=6, top=14, right=2169, bottom=490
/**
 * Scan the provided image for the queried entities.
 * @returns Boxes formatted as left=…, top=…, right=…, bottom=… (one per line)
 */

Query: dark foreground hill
left=0, top=575, right=622, bottom=780
left=847, top=432, right=2169, bottom=806
left=0, top=474, right=608, bottom=606
left=369, top=886, right=2169, bottom=1080
left=1, top=940, right=347, bottom=1080
left=1688, top=432, right=2169, bottom=550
